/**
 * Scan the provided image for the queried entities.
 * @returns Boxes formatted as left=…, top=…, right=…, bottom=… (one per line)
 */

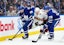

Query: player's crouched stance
left=34, top=7, right=48, bottom=34
left=22, top=5, right=35, bottom=39
left=41, top=3, right=60, bottom=40
left=31, top=7, right=48, bottom=42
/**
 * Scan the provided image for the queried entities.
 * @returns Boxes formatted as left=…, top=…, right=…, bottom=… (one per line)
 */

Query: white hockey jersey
left=34, top=9, right=48, bottom=24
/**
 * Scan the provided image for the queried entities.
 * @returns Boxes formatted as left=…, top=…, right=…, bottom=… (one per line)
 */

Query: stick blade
left=8, top=39, right=13, bottom=40
left=32, top=40, right=37, bottom=43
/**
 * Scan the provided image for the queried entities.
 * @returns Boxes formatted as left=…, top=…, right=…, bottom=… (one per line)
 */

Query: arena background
left=0, top=0, right=64, bottom=41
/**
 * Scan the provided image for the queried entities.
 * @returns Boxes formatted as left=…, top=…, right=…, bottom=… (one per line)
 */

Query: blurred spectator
left=0, top=0, right=64, bottom=16
left=31, top=1, right=35, bottom=7
left=60, top=1, right=64, bottom=14
left=16, top=1, right=23, bottom=10
left=7, top=5, right=17, bottom=16
left=16, top=0, right=25, bottom=16
left=0, top=9, right=4, bottom=16
left=13, top=6, right=17, bottom=12
left=0, top=1, right=5, bottom=10
left=35, top=0, right=39, bottom=7
left=13, top=0, right=17, bottom=5
left=54, top=0, right=60, bottom=12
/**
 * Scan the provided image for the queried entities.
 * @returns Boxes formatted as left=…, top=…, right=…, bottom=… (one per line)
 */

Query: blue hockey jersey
left=47, top=9, right=60, bottom=23
left=24, top=6, right=35, bottom=20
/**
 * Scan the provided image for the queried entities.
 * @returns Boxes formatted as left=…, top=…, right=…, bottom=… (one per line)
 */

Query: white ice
left=0, top=31, right=64, bottom=45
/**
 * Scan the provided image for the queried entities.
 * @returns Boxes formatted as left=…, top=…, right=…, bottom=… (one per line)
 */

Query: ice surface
left=0, top=31, right=64, bottom=45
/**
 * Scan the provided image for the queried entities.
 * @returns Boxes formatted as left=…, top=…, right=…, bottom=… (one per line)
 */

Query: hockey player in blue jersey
left=41, top=3, right=60, bottom=40
left=22, top=2, right=35, bottom=39
left=17, top=2, right=27, bottom=31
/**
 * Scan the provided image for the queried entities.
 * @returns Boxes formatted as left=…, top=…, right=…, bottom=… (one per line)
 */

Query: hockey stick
left=8, top=29, right=23, bottom=40
left=32, top=33, right=42, bottom=43
left=32, top=26, right=48, bottom=43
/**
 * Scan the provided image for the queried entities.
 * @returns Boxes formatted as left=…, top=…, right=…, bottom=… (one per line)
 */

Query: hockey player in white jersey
left=34, top=7, right=48, bottom=34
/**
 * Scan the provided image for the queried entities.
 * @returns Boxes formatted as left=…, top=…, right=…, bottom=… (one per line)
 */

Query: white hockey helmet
left=35, top=7, right=40, bottom=12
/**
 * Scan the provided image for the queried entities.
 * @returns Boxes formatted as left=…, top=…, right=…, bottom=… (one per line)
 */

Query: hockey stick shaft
left=36, top=33, right=42, bottom=41
left=9, top=30, right=22, bottom=40
left=32, top=33, right=42, bottom=42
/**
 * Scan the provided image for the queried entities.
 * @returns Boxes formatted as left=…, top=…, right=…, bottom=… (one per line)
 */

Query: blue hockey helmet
left=43, top=5, right=51, bottom=10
